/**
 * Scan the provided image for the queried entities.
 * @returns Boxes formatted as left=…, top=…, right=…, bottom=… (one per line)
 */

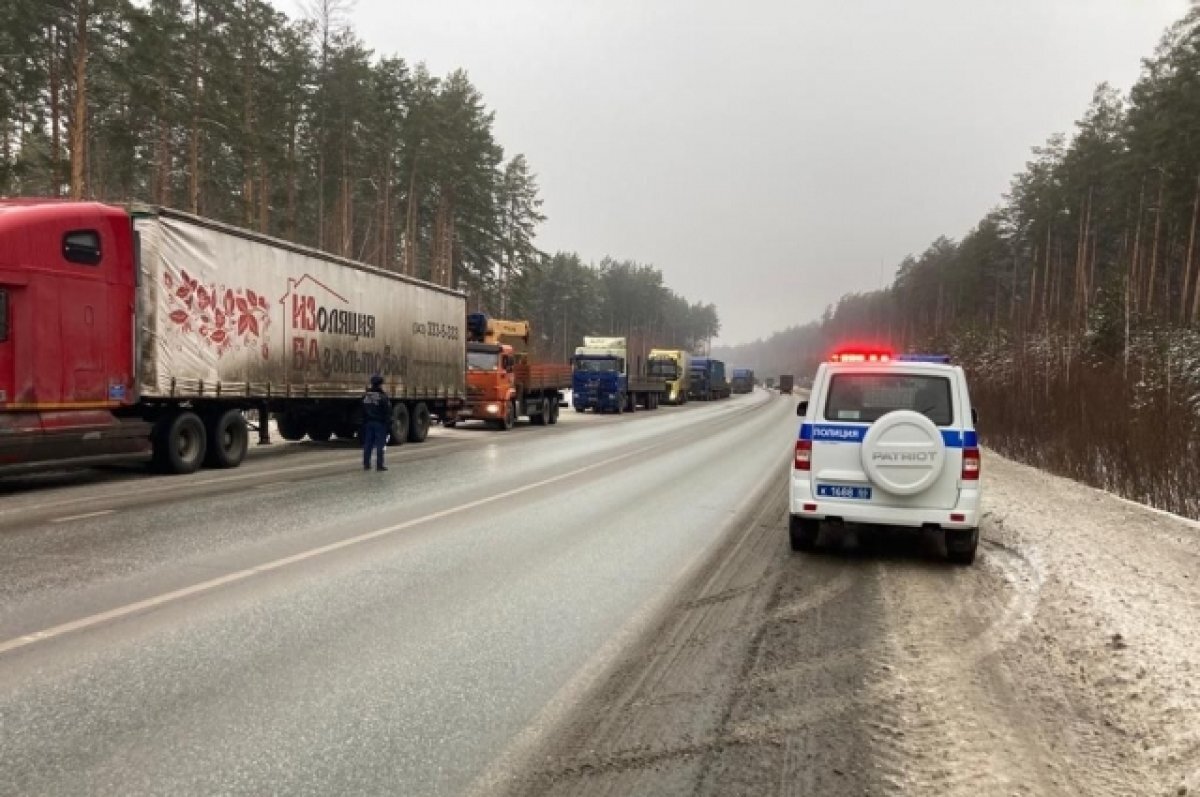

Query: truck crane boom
left=466, top=312, right=531, bottom=351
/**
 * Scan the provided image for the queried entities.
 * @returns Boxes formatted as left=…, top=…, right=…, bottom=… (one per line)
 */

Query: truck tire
left=389, top=403, right=410, bottom=446
left=548, top=401, right=560, bottom=425
left=203, top=409, right=248, bottom=468
left=788, top=516, right=819, bottom=552
left=276, top=411, right=306, bottom=442
left=500, top=400, right=516, bottom=430
left=153, top=411, right=207, bottom=475
left=407, top=402, right=431, bottom=443
left=531, top=398, right=548, bottom=426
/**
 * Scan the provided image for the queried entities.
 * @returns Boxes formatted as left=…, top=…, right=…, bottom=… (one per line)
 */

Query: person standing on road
left=362, top=374, right=392, bottom=471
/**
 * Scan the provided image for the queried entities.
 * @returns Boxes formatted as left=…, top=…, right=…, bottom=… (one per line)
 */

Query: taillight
left=962, top=447, right=980, bottom=480
left=794, top=439, right=812, bottom=470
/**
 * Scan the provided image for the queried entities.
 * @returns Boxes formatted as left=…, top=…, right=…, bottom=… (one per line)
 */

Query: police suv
left=789, top=350, right=981, bottom=564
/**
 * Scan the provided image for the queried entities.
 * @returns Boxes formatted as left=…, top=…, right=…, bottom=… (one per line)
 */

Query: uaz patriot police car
left=789, top=350, right=981, bottom=564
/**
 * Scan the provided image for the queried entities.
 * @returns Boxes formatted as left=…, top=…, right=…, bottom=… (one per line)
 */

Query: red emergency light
left=829, top=349, right=893, bottom=363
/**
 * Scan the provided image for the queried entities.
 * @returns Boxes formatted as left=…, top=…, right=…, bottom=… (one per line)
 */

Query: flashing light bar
left=896, top=353, right=952, bottom=364
left=829, top=350, right=892, bottom=363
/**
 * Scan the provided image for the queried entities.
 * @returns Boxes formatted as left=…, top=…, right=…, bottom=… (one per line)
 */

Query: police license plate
left=816, top=484, right=872, bottom=500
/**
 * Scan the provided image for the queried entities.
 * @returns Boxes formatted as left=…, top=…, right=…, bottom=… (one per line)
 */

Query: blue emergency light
left=896, top=353, right=952, bottom=364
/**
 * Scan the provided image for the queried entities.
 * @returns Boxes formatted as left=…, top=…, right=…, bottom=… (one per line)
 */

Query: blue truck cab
left=572, top=336, right=667, bottom=414
left=572, top=337, right=629, bottom=413
left=688, top=357, right=731, bottom=401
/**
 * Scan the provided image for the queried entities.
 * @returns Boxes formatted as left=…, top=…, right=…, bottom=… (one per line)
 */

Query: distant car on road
left=789, top=350, right=981, bottom=564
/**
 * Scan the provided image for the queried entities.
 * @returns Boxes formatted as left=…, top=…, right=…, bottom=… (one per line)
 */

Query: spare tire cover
left=860, top=410, right=946, bottom=496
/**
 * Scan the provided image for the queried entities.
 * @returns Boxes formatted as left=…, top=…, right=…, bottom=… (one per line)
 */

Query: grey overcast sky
left=287, top=0, right=1186, bottom=344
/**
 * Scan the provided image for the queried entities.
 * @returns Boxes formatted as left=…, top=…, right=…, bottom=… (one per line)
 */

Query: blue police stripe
left=799, top=423, right=978, bottom=448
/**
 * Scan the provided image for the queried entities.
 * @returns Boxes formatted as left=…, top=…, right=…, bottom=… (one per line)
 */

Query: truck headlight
left=486, top=403, right=500, bottom=414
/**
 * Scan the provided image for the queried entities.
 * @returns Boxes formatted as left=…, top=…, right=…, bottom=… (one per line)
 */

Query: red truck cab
left=0, top=200, right=146, bottom=469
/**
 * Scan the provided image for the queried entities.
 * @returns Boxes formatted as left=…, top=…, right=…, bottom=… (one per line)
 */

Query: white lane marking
left=0, top=443, right=658, bottom=657
left=49, top=510, right=115, bottom=524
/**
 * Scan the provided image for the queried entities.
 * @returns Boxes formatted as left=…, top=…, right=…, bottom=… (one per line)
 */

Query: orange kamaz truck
left=449, top=313, right=572, bottom=430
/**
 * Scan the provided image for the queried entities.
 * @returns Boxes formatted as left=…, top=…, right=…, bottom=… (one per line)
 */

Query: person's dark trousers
left=362, top=421, right=387, bottom=470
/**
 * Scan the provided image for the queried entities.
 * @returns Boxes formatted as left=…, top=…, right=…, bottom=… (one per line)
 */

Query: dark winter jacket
left=362, top=387, right=392, bottom=425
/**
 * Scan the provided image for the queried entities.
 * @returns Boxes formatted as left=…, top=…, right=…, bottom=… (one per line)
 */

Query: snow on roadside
left=983, top=451, right=1200, bottom=795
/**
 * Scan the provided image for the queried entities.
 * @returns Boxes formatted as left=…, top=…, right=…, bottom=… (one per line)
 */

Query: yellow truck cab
left=647, top=349, right=691, bottom=405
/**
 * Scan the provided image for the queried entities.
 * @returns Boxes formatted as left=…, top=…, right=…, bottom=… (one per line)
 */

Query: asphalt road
left=0, top=389, right=795, bottom=797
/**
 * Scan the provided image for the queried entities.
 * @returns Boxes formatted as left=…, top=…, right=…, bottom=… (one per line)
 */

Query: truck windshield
left=575, top=357, right=622, bottom=373
left=648, top=360, right=678, bottom=379
left=824, top=373, right=953, bottom=426
left=467, top=350, right=499, bottom=371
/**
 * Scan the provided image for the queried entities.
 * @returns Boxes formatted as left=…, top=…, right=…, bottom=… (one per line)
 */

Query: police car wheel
left=788, top=516, right=819, bottom=552
left=945, top=528, right=978, bottom=565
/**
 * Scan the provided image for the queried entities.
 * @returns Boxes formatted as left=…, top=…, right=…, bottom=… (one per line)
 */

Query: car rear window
left=824, top=373, right=953, bottom=426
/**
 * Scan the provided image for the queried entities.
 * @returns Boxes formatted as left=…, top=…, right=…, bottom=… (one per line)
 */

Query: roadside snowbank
left=984, top=452, right=1200, bottom=795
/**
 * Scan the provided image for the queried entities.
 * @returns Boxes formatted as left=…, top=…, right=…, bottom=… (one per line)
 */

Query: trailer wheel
left=276, top=412, right=306, bottom=442
left=531, top=398, right=548, bottom=426
left=626, top=393, right=637, bottom=413
left=153, top=411, right=207, bottom=475
left=407, top=402, right=431, bottom=443
left=388, top=403, right=410, bottom=446
left=203, top=409, right=248, bottom=468
left=548, top=401, right=560, bottom=425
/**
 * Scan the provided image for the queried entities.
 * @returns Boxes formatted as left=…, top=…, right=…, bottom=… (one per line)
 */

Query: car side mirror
left=971, top=408, right=979, bottom=426
left=797, top=400, right=808, bottom=417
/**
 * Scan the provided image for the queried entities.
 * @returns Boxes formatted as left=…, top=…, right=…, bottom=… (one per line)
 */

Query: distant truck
left=731, top=368, right=755, bottom=394
left=0, top=202, right=465, bottom=475
left=765, top=376, right=776, bottom=390
left=779, top=374, right=795, bottom=394
left=453, top=314, right=571, bottom=430
left=688, top=357, right=731, bottom=401
left=572, top=337, right=666, bottom=413
left=647, top=348, right=690, bottom=405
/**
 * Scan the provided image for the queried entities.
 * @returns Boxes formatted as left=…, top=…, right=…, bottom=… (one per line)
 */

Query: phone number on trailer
left=412, top=321, right=460, bottom=341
